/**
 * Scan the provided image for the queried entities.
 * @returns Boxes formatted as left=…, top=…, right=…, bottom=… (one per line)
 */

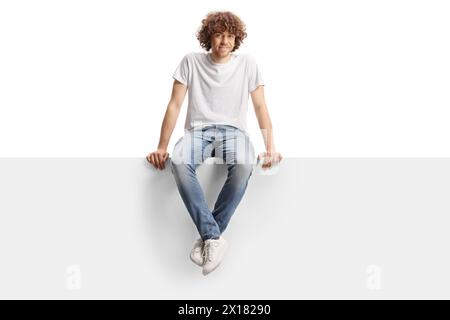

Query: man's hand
left=258, top=151, right=282, bottom=169
left=146, top=149, right=169, bottom=170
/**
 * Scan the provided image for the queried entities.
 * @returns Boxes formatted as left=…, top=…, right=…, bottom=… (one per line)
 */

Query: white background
left=1, top=0, right=449, bottom=158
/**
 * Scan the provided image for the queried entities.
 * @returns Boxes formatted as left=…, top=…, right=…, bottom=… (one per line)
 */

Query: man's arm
left=157, top=80, right=187, bottom=150
left=251, top=85, right=282, bottom=168
left=146, top=79, right=187, bottom=170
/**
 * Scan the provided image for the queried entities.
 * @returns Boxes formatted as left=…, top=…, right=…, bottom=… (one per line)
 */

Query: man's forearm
left=255, top=105, right=275, bottom=152
left=157, top=103, right=181, bottom=150
left=261, top=127, right=274, bottom=152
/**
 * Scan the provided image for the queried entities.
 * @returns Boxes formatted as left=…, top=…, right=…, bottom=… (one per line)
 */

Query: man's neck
left=210, top=52, right=231, bottom=64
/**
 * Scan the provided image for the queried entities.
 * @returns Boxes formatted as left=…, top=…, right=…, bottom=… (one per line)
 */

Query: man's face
left=211, top=30, right=236, bottom=57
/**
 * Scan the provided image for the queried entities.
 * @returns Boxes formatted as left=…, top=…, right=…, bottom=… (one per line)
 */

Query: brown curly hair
left=196, top=11, right=247, bottom=52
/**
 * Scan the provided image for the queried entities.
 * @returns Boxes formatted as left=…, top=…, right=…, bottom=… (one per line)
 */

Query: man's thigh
left=214, top=128, right=256, bottom=165
left=171, top=130, right=212, bottom=166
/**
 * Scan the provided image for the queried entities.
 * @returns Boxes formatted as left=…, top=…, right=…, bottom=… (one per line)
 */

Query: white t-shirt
left=172, top=51, right=264, bottom=134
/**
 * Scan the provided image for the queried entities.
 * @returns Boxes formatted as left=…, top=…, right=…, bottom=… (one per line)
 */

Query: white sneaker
left=202, top=237, right=228, bottom=276
left=189, top=238, right=204, bottom=266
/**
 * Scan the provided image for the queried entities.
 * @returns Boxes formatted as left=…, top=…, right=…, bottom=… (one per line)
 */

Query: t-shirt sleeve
left=172, top=54, right=190, bottom=87
left=248, top=55, right=265, bottom=93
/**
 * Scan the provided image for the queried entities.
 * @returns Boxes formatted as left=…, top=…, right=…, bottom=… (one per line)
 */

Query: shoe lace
left=202, top=240, right=218, bottom=263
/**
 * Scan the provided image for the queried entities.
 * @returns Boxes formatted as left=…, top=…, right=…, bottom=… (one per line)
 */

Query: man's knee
left=232, top=163, right=254, bottom=180
left=170, top=159, right=195, bottom=175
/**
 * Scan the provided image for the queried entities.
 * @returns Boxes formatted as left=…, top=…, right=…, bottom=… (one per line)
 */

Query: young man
left=146, top=11, right=282, bottom=275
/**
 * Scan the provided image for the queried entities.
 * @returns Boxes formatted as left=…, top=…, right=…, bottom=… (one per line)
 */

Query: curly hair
left=196, top=11, right=247, bottom=52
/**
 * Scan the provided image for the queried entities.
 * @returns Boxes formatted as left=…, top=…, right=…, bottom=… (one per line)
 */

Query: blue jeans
left=170, top=124, right=256, bottom=241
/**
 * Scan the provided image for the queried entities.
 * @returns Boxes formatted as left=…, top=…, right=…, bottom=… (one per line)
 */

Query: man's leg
left=212, top=164, right=254, bottom=233
left=170, top=129, right=221, bottom=241
left=212, top=126, right=256, bottom=233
